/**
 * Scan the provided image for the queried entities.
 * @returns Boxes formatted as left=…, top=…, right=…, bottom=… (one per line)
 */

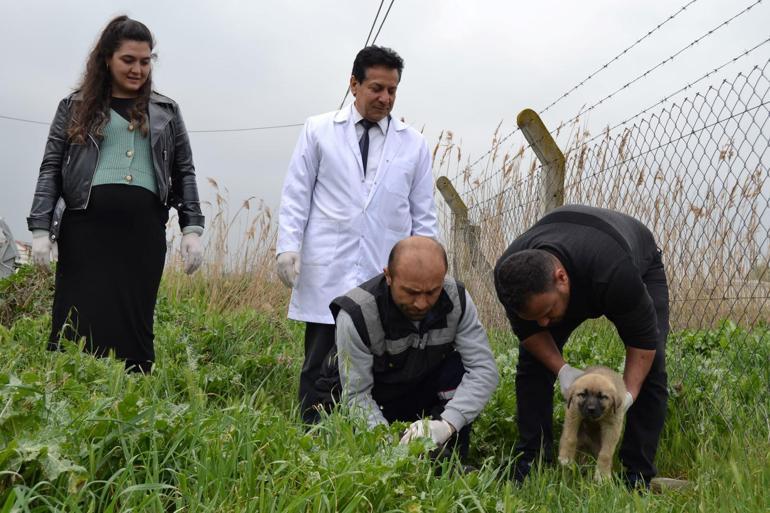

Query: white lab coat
left=277, top=104, right=438, bottom=323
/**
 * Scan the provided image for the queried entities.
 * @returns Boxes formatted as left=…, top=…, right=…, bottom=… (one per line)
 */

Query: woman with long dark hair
left=27, top=15, right=205, bottom=373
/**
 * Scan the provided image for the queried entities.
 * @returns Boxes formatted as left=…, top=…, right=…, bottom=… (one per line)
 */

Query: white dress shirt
left=351, top=105, right=389, bottom=195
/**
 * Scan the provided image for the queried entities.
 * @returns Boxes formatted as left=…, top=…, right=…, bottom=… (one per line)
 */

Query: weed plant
left=3, top=77, right=769, bottom=508
left=1, top=268, right=768, bottom=512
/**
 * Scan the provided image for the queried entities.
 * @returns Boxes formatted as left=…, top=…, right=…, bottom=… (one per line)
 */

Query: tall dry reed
left=163, top=178, right=290, bottom=315
left=434, top=66, right=770, bottom=332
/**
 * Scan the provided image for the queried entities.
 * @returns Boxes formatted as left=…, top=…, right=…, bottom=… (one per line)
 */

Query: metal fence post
left=517, top=108, right=565, bottom=213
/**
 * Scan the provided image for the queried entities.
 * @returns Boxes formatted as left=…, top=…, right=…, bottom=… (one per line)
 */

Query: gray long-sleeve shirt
left=336, top=289, right=499, bottom=430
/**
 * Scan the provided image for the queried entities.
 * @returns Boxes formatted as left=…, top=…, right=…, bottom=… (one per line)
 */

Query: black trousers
left=514, top=250, right=669, bottom=483
left=376, top=351, right=471, bottom=460
left=299, top=322, right=337, bottom=423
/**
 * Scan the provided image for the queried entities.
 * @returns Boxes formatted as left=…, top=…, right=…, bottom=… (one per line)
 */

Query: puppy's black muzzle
left=579, top=396, right=605, bottom=420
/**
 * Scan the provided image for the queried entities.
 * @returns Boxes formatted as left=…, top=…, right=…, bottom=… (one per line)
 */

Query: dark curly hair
left=68, top=16, right=155, bottom=144
left=495, top=249, right=558, bottom=313
left=351, top=45, right=404, bottom=83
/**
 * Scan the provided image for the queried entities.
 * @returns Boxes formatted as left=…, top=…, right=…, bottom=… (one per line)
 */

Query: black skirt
left=49, top=184, right=168, bottom=363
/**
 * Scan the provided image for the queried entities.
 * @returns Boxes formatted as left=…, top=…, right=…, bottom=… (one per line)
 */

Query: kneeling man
left=331, top=236, right=498, bottom=457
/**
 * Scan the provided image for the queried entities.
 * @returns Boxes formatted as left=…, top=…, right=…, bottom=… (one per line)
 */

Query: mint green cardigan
left=91, top=109, right=158, bottom=194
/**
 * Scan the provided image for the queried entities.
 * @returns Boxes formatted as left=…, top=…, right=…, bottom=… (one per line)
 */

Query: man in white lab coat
left=277, top=45, right=438, bottom=423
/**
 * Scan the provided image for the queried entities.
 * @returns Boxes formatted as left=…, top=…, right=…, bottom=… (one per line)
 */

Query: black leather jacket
left=27, top=92, right=204, bottom=240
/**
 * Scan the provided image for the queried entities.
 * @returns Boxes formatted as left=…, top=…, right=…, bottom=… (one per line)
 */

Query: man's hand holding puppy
left=623, top=391, right=634, bottom=412
left=622, top=345, right=655, bottom=411
left=557, top=363, right=585, bottom=398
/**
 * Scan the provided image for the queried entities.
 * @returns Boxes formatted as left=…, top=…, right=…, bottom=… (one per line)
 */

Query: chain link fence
left=435, top=58, right=770, bottom=397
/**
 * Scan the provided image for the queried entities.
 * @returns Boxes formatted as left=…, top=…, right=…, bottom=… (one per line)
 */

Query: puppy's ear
left=567, top=390, right=574, bottom=410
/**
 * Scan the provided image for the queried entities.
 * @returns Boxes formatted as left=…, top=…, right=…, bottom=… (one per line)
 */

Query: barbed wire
left=562, top=0, right=765, bottom=129
left=462, top=126, right=523, bottom=174
left=461, top=151, right=539, bottom=200
left=449, top=34, right=770, bottom=347
left=463, top=0, right=706, bottom=173
left=539, top=0, right=702, bottom=117
left=2, top=1, right=764, bottom=143
left=471, top=191, right=541, bottom=214
left=572, top=39, right=770, bottom=149
left=460, top=9, right=768, bottom=199
left=463, top=0, right=764, bottom=175
left=464, top=64, right=769, bottom=218
left=457, top=156, right=546, bottom=214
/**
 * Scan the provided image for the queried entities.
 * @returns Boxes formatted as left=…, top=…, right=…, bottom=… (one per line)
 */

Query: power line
left=364, top=1, right=386, bottom=48
left=338, top=1, right=385, bottom=109
left=0, top=114, right=49, bottom=126
left=2, top=0, right=761, bottom=141
left=371, top=0, right=396, bottom=43
left=1, top=3, right=396, bottom=134
left=0, top=113, right=306, bottom=133
left=338, top=0, right=396, bottom=109
left=188, top=123, right=303, bottom=133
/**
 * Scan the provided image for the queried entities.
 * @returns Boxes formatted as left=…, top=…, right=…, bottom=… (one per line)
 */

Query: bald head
left=384, top=237, right=448, bottom=320
left=387, top=236, right=448, bottom=277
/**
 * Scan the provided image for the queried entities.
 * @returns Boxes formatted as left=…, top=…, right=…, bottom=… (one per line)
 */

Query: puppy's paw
left=558, top=456, right=575, bottom=466
left=594, top=467, right=611, bottom=482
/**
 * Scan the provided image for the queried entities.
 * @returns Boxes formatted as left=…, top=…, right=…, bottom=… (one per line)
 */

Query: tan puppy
left=558, top=365, right=627, bottom=481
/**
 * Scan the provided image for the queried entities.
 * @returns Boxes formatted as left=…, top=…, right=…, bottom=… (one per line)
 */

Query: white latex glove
left=558, top=364, right=585, bottom=399
left=399, top=418, right=455, bottom=446
left=31, top=230, right=57, bottom=266
left=276, top=251, right=300, bottom=288
left=180, top=233, right=203, bottom=275
left=623, top=391, right=634, bottom=412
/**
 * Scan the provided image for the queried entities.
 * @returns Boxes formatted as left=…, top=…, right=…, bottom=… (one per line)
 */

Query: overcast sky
left=1, top=0, right=768, bottom=243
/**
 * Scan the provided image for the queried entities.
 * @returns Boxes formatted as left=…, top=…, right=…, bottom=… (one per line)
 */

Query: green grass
left=1, top=268, right=769, bottom=512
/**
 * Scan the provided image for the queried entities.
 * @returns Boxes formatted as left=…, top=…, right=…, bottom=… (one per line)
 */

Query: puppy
left=558, top=365, right=627, bottom=481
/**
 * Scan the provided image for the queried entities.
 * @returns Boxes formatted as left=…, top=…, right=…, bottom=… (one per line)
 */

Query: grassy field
left=1, top=266, right=769, bottom=512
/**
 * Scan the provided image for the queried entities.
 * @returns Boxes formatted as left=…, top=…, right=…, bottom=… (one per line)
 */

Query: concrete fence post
left=436, top=176, right=468, bottom=274
left=517, top=108, right=566, bottom=213
left=435, top=176, right=489, bottom=278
